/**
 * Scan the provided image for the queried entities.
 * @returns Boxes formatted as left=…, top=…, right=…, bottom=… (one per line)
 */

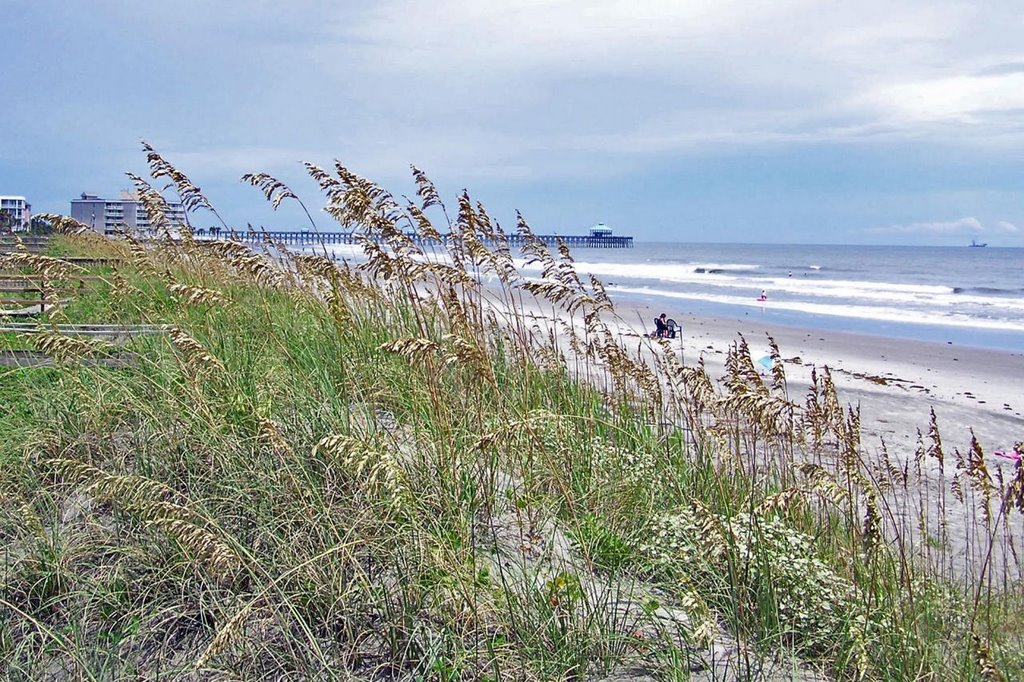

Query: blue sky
left=2, top=0, right=1023, bottom=245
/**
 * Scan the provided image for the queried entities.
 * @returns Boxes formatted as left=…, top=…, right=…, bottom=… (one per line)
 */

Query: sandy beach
left=507, top=286, right=1024, bottom=463
left=633, top=305, right=1024, bottom=463
left=511, top=289, right=1024, bottom=577
left=599, top=301, right=1024, bottom=578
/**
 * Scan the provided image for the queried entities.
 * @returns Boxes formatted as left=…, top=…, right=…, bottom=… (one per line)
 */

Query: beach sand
left=638, top=305, right=1024, bottom=461
left=509, top=291, right=1024, bottom=580
left=618, top=303, right=1024, bottom=581
left=509, top=291, right=1023, bottom=462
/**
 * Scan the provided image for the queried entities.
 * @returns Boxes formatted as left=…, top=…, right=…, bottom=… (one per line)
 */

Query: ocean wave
left=322, top=243, right=371, bottom=259
left=306, top=243, right=1024, bottom=316
left=554, top=260, right=760, bottom=278
left=560, top=261, right=1024, bottom=312
left=953, top=286, right=1024, bottom=296
left=609, top=286, right=1024, bottom=333
left=555, top=260, right=956, bottom=295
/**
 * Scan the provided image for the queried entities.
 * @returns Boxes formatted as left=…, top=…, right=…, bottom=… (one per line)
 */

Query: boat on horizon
left=969, top=239, right=988, bottom=247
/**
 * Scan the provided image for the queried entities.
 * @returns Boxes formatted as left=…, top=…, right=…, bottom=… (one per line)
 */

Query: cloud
left=856, top=72, right=1024, bottom=127
left=32, top=2, right=1024, bottom=184
left=864, top=218, right=1024, bottom=238
left=8, top=0, right=1024, bottom=235
left=285, top=0, right=1024, bottom=186
left=976, top=62, right=1024, bottom=77
left=866, top=217, right=983, bottom=235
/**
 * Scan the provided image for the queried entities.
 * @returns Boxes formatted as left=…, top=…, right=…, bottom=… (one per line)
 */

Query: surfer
left=757, top=289, right=767, bottom=302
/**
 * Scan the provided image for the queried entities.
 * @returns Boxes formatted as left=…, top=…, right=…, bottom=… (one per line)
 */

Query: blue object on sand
left=758, top=355, right=773, bottom=370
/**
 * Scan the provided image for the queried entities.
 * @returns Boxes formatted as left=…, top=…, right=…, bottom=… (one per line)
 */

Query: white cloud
left=11, top=0, right=1024, bottom=230
left=291, top=0, right=1024, bottom=178
left=863, top=217, right=1024, bottom=237
left=81, top=1, right=1024, bottom=183
left=857, top=72, right=1024, bottom=126
left=866, top=217, right=983, bottom=235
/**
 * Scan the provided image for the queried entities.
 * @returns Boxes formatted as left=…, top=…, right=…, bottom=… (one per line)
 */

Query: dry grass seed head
left=125, top=172, right=177, bottom=238
left=379, top=336, right=440, bottom=363
left=675, top=357, right=717, bottom=416
left=204, top=240, right=285, bottom=287
left=194, top=599, right=263, bottom=670
left=293, top=254, right=339, bottom=284
left=862, top=490, right=882, bottom=552
left=258, top=418, right=294, bottom=458
left=410, top=165, right=443, bottom=211
left=313, top=434, right=406, bottom=498
left=48, top=457, right=242, bottom=578
left=0, top=252, right=83, bottom=281
left=168, top=326, right=226, bottom=374
left=33, top=331, right=112, bottom=364
left=766, top=333, right=787, bottom=395
left=31, top=212, right=94, bottom=236
left=0, top=489, right=46, bottom=540
left=241, top=172, right=299, bottom=210
left=926, top=407, right=945, bottom=475
left=169, top=283, right=228, bottom=307
left=972, top=633, right=1007, bottom=682
left=110, top=270, right=141, bottom=303
left=405, top=202, right=443, bottom=243
left=797, top=463, right=849, bottom=504
left=1004, top=459, right=1024, bottom=514
left=963, top=431, right=995, bottom=526
left=142, top=140, right=215, bottom=217
left=820, top=366, right=845, bottom=440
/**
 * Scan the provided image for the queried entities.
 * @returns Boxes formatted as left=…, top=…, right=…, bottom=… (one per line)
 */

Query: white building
left=70, top=191, right=186, bottom=235
left=0, top=196, right=31, bottom=232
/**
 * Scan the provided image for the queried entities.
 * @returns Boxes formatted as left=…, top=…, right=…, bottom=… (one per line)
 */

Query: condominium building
left=0, top=196, right=31, bottom=232
left=70, top=191, right=186, bottom=235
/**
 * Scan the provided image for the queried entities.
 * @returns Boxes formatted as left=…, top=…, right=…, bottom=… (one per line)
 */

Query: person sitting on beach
left=653, top=313, right=669, bottom=338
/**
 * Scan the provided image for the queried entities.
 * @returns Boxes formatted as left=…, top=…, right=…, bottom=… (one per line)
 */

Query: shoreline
left=328, top=241, right=1024, bottom=456
left=626, top=301, right=1024, bottom=463
left=602, top=287, right=1024, bottom=353
left=509, top=290, right=1024, bottom=579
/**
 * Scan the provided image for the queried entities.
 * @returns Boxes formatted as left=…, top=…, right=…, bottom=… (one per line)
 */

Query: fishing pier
left=208, top=223, right=632, bottom=249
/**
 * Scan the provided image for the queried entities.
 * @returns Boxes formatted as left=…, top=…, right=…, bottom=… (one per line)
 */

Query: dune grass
left=1, top=149, right=1022, bottom=680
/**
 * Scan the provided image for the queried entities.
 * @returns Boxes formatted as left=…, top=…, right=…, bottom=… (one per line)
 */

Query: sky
left=2, top=0, right=1023, bottom=245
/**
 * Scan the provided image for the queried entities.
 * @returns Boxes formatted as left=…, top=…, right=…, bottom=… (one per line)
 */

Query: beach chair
left=665, top=319, right=679, bottom=339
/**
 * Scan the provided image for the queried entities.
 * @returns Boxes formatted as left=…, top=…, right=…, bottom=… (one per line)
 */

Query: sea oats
left=168, top=282, right=228, bottom=307
left=168, top=326, right=226, bottom=374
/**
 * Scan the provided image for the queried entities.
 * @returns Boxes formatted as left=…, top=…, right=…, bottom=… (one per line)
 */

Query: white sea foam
left=296, top=241, right=1024, bottom=335
left=609, top=286, right=1024, bottom=333
left=321, top=243, right=366, bottom=259
left=522, top=259, right=1024, bottom=314
left=513, top=259, right=758, bottom=279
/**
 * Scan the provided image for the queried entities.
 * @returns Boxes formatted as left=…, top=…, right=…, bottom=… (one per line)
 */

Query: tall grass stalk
left=1, top=146, right=1021, bottom=680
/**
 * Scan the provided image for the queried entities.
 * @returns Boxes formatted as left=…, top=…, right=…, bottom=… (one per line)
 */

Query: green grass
left=1, top=165, right=1022, bottom=681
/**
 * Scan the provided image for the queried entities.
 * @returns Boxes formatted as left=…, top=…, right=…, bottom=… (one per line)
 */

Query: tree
left=30, top=215, right=54, bottom=235
left=0, top=210, right=15, bottom=234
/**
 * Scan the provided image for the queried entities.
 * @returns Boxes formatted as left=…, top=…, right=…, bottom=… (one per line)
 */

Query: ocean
left=546, top=242, right=1024, bottom=352
left=320, top=240, right=1024, bottom=352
